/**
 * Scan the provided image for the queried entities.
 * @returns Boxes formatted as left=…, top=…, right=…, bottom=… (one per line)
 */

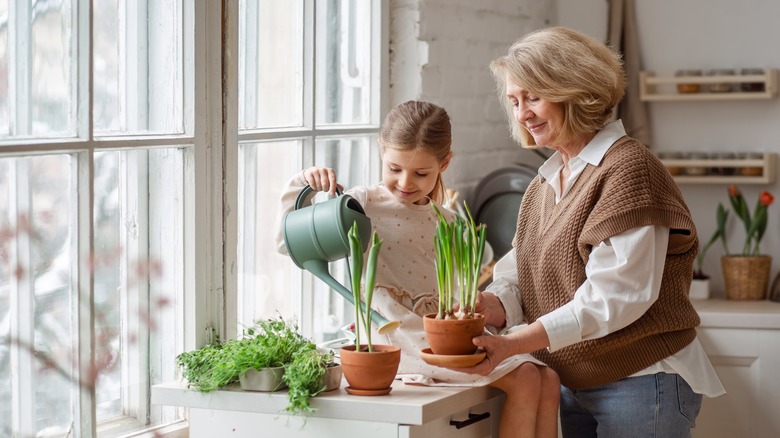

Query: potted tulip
left=422, top=203, right=487, bottom=356
left=716, top=185, right=775, bottom=300
left=691, top=207, right=727, bottom=300
left=338, top=221, right=401, bottom=396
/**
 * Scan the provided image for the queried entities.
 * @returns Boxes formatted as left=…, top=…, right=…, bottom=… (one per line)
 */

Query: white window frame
left=0, top=0, right=222, bottom=436
left=223, top=0, right=388, bottom=341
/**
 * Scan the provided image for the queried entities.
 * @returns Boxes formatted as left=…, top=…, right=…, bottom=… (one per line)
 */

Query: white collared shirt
left=487, top=120, right=725, bottom=397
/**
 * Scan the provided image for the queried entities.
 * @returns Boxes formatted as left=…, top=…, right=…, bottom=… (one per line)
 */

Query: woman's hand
left=475, top=291, right=506, bottom=329
left=303, top=166, right=342, bottom=195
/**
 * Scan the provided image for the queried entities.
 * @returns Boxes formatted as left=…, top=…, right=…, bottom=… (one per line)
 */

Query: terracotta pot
left=339, top=344, right=400, bottom=396
left=722, top=255, right=772, bottom=300
left=423, top=313, right=485, bottom=355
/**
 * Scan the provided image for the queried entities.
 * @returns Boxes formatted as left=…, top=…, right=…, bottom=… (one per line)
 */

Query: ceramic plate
left=419, top=348, right=486, bottom=368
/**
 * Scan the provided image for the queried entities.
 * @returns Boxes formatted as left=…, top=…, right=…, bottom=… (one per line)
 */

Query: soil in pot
left=339, top=344, right=400, bottom=396
left=423, top=313, right=485, bottom=356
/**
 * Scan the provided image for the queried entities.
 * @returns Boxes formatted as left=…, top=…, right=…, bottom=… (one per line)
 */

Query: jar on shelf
left=710, top=152, right=736, bottom=175
left=705, top=69, right=735, bottom=93
left=683, top=152, right=709, bottom=176
left=658, top=151, right=683, bottom=175
left=740, top=68, right=765, bottom=92
left=738, top=152, right=764, bottom=176
left=675, top=70, right=702, bottom=93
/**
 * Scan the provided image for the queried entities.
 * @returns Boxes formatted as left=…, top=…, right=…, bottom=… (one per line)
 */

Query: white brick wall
left=389, top=0, right=555, bottom=201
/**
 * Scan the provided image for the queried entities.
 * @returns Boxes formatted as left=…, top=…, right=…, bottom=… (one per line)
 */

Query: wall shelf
left=659, top=152, right=776, bottom=184
left=640, top=69, right=778, bottom=101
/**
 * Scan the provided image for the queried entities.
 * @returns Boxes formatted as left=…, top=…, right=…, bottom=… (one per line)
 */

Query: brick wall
left=389, top=0, right=555, bottom=200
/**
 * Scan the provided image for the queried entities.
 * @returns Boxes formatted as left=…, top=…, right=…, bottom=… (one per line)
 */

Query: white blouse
left=487, top=120, right=725, bottom=397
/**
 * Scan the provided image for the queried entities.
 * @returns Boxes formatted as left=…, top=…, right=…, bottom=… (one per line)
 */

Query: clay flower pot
left=339, top=344, right=400, bottom=396
left=423, top=313, right=485, bottom=356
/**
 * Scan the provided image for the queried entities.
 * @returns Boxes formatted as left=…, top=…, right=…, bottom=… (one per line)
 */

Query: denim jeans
left=560, top=373, right=702, bottom=438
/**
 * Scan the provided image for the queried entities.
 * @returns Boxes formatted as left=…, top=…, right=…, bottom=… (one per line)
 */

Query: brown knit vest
left=514, top=137, right=700, bottom=389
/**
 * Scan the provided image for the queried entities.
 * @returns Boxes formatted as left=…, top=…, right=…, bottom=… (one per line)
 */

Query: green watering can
left=283, top=185, right=399, bottom=334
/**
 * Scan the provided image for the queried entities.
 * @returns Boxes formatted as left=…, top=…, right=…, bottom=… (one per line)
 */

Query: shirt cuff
left=486, top=280, right=524, bottom=329
left=537, top=304, right=583, bottom=352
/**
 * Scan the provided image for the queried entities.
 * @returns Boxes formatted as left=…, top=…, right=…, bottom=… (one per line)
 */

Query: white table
left=152, top=379, right=505, bottom=438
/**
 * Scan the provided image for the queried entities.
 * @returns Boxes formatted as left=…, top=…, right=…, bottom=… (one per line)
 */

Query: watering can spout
left=303, top=260, right=399, bottom=334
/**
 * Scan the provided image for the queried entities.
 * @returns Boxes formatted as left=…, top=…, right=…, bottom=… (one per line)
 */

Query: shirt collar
left=538, top=119, right=627, bottom=181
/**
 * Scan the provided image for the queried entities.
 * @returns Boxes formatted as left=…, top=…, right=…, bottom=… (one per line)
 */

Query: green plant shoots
left=347, top=221, right=383, bottom=352
left=432, top=202, right=486, bottom=319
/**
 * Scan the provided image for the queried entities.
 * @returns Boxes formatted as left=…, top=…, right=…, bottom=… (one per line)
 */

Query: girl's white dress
left=276, top=172, right=542, bottom=386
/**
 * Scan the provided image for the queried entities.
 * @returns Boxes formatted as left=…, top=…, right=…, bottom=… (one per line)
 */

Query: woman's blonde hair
left=490, top=26, right=626, bottom=148
left=379, top=100, right=452, bottom=204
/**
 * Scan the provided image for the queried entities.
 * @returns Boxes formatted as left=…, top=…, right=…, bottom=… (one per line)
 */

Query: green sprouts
left=347, top=221, right=383, bottom=352
left=432, top=202, right=487, bottom=319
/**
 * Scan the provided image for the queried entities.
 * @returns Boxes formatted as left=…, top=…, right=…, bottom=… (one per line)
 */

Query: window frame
left=223, top=0, right=388, bottom=341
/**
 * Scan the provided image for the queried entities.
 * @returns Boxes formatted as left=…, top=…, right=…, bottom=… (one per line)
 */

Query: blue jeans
left=560, top=373, right=702, bottom=438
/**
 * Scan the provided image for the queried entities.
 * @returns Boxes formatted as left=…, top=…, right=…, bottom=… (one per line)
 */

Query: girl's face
left=381, top=147, right=450, bottom=205
left=505, top=76, right=566, bottom=149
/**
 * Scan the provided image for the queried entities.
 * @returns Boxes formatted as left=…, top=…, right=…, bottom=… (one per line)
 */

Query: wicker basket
left=721, top=255, right=772, bottom=300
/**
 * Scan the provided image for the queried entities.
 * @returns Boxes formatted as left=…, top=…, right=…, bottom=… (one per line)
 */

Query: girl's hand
left=303, top=166, right=341, bottom=195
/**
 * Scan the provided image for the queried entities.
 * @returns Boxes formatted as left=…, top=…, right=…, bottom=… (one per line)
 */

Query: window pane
left=0, top=154, right=76, bottom=436
left=238, top=0, right=304, bottom=130
left=0, top=1, right=8, bottom=137
left=93, top=0, right=184, bottom=135
left=316, top=0, right=372, bottom=126
left=237, top=141, right=301, bottom=330
left=92, top=148, right=184, bottom=427
left=311, top=136, right=373, bottom=341
left=0, top=0, right=77, bottom=138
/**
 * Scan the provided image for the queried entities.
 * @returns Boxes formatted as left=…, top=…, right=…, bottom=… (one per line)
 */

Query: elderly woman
left=462, top=27, right=725, bottom=437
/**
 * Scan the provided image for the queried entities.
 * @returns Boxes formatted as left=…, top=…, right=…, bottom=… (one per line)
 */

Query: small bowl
left=239, top=366, right=287, bottom=392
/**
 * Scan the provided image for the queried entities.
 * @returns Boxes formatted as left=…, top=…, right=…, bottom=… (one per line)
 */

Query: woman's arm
left=537, top=224, right=670, bottom=351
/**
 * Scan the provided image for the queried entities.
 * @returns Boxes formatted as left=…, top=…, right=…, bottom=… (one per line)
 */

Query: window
left=231, top=0, right=385, bottom=342
left=0, top=0, right=206, bottom=436
left=1, top=0, right=385, bottom=436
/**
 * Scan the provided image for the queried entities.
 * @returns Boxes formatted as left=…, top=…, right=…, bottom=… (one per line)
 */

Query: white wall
left=390, top=0, right=780, bottom=298
left=388, top=0, right=555, bottom=201
left=560, top=0, right=780, bottom=297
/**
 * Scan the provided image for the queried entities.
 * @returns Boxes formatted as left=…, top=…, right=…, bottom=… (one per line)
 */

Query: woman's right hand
left=303, top=166, right=341, bottom=195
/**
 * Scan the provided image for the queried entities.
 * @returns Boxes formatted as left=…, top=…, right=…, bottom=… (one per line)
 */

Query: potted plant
left=691, top=207, right=728, bottom=300
left=716, top=185, right=775, bottom=300
left=175, top=316, right=339, bottom=414
left=422, top=203, right=487, bottom=356
left=338, top=221, right=401, bottom=396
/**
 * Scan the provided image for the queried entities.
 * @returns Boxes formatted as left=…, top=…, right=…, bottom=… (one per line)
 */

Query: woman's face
left=505, top=75, right=565, bottom=149
left=381, top=147, right=449, bottom=205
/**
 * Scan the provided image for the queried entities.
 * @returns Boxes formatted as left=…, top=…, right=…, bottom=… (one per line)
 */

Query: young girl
left=275, top=100, right=559, bottom=438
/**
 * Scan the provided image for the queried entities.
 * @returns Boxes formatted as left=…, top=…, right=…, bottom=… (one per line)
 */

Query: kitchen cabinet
left=692, top=299, right=780, bottom=438
left=639, top=69, right=778, bottom=101
left=152, top=380, right=505, bottom=438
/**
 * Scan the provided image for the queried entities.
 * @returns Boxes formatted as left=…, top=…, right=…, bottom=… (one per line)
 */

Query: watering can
left=283, top=185, right=400, bottom=334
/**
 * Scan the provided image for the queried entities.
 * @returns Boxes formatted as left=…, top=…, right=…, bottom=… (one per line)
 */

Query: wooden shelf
left=659, top=152, right=776, bottom=184
left=640, top=69, right=778, bottom=101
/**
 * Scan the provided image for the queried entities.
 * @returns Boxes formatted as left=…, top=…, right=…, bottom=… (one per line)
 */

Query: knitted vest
left=514, top=137, right=700, bottom=389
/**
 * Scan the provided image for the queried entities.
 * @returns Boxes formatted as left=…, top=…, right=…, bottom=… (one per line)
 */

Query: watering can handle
left=294, top=185, right=344, bottom=210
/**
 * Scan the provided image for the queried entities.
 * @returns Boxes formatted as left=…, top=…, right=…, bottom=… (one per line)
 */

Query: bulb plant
left=347, top=220, right=383, bottom=352
left=432, top=202, right=487, bottom=320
